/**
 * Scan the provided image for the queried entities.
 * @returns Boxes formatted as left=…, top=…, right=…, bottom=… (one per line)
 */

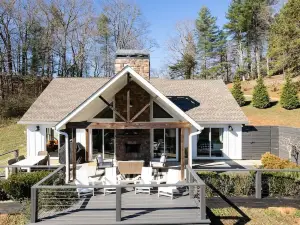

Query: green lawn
left=0, top=119, right=26, bottom=165
left=241, top=100, right=300, bottom=128
left=211, top=207, right=300, bottom=225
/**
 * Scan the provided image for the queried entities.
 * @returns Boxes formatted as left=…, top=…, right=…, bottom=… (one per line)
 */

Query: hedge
left=1, top=171, right=51, bottom=201
left=198, top=171, right=300, bottom=198
left=0, top=180, right=9, bottom=201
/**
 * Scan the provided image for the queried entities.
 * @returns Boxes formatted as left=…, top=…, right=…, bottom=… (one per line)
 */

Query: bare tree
left=280, top=136, right=300, bottom=165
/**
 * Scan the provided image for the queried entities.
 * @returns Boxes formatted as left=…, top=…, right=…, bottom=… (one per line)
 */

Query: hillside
left=228, top=75, right=300, bottom=128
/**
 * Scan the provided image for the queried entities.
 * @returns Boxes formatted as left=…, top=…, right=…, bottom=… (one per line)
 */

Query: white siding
left=76, top=129, right=86, bottom=149
left=26, top=125, right=48, bottom=157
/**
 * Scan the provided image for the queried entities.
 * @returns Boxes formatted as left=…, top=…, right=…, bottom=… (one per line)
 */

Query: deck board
left=33, top=189, right=210, bottom=225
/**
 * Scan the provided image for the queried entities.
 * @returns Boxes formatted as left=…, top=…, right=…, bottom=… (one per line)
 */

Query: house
left=18, top=50, right=248, bottom=180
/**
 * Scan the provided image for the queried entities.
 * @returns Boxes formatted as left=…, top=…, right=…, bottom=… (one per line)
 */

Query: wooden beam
left=129, top=103, right=150, bottom=122
left=85, top=129, right=89, bottom=162
left=72, top=129, right=76, bottom=181
left=66, top=122, right=91, bottom=129
left=87, top=122, right=191, bottom=129
left=181, top=128, right=185, bottom=181
left=99, top=96, right=127, bottom=122
left=127, top=90, right=130, bottom=121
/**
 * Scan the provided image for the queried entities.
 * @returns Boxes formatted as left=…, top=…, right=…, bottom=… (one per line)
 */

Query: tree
left=268, top=0, right=300, bottom=77
left=280, top=76, right=299, bottom=110
left=231, top=75, right=246, bottom=106
left=252, top=76, right=270, bottom=108
left=169, top=53, right=197, bottom=79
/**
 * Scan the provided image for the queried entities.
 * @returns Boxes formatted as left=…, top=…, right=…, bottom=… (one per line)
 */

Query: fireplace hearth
left=125, top=143, right=141, bottom=153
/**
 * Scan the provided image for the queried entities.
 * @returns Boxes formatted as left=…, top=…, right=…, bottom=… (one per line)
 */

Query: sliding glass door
left=92, top=129, right=115, bottom=159
left=153, top=128, right=178, bottom=160
left=197, top=128, right=224, bottom=158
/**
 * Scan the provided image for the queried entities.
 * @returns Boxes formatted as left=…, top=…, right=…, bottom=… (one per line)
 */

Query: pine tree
left=280, top=76, right=300, bottom=110
left=231, top=75, right=246, bottom=106
left=268, top=0, right=300, bottom=76
left=196, top=6, right=219, bottom=79
left=252, top=76, right=270, bottom=108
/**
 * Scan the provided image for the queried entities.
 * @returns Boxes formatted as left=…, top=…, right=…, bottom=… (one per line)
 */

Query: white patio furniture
left=101, top=167, right=119, bottom=195
left=134, top=167, right=153, bottom=195
left=75, top=170, right=95, bottom=198
left=157, top=169, right=180, bottom=200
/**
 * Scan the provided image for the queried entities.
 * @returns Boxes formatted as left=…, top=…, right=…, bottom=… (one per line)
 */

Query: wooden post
left=127, top=90, right=130, bottom=121
left=72, top=129, right=76, bottom=181
left=116, top=187, right=122, bottom=221
left=181, top=128, right=185, bottom=180
left=85, top=129, right=89, bottom=162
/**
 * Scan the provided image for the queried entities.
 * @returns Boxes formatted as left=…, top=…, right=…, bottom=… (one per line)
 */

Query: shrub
left=261, top=152, right=298, bottom=169
left=198, top=171, right=300, bottom=198
left=252, top=76, right=270, bottom=108
left=231, top=76, right=246, bottom=106
left=0, top=180, right=9, bottom=201
left=280, top=76, right=300, bottom=110
left=1, top=171, right=51, bottom=201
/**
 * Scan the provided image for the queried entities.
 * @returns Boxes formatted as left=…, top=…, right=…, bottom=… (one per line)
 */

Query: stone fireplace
left=115, top=129, right=151, bottom=164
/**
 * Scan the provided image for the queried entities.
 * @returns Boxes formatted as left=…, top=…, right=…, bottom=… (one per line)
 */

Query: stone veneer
left=115, top=129, right=151, bottom=165
left=115, top=81, right=151, bottom=162
left=115, top=58, right=150, bottom=80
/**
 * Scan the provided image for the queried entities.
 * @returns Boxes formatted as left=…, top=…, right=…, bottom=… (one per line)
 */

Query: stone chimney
left=115, top=50, right=150, bottom=80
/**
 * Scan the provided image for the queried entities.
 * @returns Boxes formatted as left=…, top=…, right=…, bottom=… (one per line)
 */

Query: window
left=46, top=128, right=59, bottom=157
left=94, top=105, right=113, bottom=119
left=153, top=102, right=172, bottom=118
left=197, top=128, right=224, bottom=157
left=92, top=129, right=114, bottom=159
left=153, top=128, right=177, bottom=160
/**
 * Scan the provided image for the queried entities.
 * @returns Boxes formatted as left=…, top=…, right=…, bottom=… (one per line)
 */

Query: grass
left=211, top=207, right=300, bottom=225
left=0, top=118, right=26, bottom=165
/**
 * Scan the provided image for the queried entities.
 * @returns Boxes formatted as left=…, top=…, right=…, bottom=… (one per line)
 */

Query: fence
left=195, top=168, right=300, bottom=199
left=242, top=125, right=300, bottom=161
left=30, top=165, right=209, bottom=224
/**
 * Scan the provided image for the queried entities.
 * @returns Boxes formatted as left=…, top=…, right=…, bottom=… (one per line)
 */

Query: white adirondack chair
left=134, top=167, right=153, bottom=195
left=102, top=167, right=119, bottom=195
left=75, top=170, right=95, bottom=198
left=157, top=169, right=180, bottom=199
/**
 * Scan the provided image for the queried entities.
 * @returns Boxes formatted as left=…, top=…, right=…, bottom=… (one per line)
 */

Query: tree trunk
left=255, top=46, right=261, bottom=78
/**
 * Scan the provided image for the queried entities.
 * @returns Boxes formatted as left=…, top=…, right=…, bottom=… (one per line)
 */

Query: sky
left=137, top=0, right=232, bottom=70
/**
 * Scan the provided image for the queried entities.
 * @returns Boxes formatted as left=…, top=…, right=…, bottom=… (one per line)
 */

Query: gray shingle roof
left=19, top=77, right=248, bottom=124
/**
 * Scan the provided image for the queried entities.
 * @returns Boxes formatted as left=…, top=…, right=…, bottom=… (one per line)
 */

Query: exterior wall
left=76, top=129, right=86, bottom=149
left=192, top=124, right=242, bottom=160
left=26, top=125, right=48, bottom=157
left=115, top=57, right=150, bottom=80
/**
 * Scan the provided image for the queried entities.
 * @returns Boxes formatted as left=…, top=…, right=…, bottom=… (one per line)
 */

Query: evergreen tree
left=268, top=0, right=300, bottom=76
left=196, top=6, right=219, bottom=79
left=231, top=75, right=246, bottom=106
left=252, top=76, right=270, bottom=108
left=280, top=76, right=300, bottom=110
left=169, top=53, right=197, bottom=79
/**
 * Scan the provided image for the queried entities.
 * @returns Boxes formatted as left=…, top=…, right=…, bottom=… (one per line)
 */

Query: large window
left=92, top=129, right=114, bottom=159
left=153, top=128, right=177, bottom=160
left=197, top=128, right=224, bottom=157
left=153, top=102, right=172, bottom=118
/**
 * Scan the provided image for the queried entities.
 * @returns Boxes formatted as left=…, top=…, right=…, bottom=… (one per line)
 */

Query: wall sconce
left=228, top=125, right=233, bottom=131
left=35, top=125, right=40, bottom=131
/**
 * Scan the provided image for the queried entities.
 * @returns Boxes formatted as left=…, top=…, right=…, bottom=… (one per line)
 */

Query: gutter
left=188, top=127, right=203, bottom=166
left=54, top=129, right=70, bottom=184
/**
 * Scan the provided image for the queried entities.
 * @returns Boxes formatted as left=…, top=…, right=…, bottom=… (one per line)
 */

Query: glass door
left=92, top=129, right=115, bottom=160
left=197, top=128, right=224, bottom=158
left=153, top=128, right=178, bottom=160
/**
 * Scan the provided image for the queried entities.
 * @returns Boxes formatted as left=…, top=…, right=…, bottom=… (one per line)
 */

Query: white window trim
left=151, top=98, right=178, bottom=122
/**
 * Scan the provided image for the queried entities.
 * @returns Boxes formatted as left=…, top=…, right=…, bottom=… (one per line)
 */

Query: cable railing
left=31, top=165, right=210, bottom=224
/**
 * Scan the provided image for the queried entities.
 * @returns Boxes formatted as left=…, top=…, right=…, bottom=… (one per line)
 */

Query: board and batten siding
left=27, top=125, right=48, bottom=157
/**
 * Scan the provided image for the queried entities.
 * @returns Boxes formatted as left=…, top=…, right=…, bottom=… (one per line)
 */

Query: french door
left=92, top=129, right=115, bottom=159
left=153, top=128, right=178, bottom=161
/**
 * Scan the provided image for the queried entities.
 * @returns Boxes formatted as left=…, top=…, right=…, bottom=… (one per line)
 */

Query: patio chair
left=95, top=154, right=113, bottom=176
left=101, top=167, right=119, bottom=195
left=134, top=167, right=153, bottom=195
left=157, top=169, right=180, bottom=200
left=75, top=170, right=95, bottom=198
left=7, top=158, right=18, bottom=174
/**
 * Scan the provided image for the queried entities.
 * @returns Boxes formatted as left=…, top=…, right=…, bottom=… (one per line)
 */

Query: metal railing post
left=116, top=187, right=122, bottom=222
left=255, top=171, right=262, bottom=199
left=30, top=187, right=38, bottom=223
left=199, top=185, right=206, bottom=220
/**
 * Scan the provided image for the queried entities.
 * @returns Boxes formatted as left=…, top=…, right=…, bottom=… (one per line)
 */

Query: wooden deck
left=33, top=189, right=210, bottom=225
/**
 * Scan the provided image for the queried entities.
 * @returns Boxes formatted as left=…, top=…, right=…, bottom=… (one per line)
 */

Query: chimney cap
left=116, top=49, right=149, bottom=58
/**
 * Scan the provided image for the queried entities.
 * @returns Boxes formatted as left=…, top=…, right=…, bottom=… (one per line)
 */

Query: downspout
left=54, top=129, right=69, bottom=184
left=188, top=127, right=203, bottom=167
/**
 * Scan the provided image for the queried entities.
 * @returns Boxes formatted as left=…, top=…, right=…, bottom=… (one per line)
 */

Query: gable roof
left=19, top=70, right=248, bottom=126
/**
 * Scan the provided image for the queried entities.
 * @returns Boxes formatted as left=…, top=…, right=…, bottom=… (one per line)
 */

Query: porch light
left=228, top=125, right=233, bottom=131
left=35, top=126, right=40, bottom=131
